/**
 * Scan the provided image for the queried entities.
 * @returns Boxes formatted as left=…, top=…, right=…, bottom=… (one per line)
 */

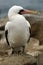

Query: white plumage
left=5, top=5, right=31, bottom=54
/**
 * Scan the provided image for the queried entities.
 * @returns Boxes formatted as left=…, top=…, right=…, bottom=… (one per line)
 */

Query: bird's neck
left=8, top=14, right=20, bottom=21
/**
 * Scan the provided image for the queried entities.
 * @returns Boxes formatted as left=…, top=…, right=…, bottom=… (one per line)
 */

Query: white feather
left=5, top=5, right=31, bottom=48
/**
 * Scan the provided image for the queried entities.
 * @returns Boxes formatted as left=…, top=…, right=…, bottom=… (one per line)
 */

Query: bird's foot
left=17, top=46, right=25, bottom=55
left=7, top=46, right=25, bottom=56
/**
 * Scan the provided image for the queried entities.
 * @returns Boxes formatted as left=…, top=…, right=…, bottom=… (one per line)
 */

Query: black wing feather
left=5, top=30, right=9, bottom=45
left=27, top=27, right=31, bottom=43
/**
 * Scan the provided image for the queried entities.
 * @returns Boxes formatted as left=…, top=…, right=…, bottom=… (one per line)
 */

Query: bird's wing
left=5, top=22, right=11, bottom=45
left=26, top=20, right=31, bottom=33
left=5, top=30, right=9, bottom=45
left=26, top=20, right=31, bottom=43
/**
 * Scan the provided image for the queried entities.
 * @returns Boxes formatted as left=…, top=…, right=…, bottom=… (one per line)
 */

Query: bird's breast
left=8, top=20, right=30, bottom=47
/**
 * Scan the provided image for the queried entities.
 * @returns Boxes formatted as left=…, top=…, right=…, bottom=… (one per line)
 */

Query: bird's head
left=8, top=5, right=38, bottom=20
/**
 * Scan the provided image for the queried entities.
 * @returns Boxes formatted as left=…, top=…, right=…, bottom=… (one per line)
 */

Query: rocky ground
left=0, top=14, right=43, bottom=65
left=0, top=37, right=41, bottom=65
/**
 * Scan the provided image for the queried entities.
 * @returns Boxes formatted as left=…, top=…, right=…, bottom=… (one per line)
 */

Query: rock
left=25, top=38, right=40, bottom=57
left=37, top=52, right=43, bottom=65
left=0, top=57, right=4, bottom=61
left=0, top=55, right=37, bottom=65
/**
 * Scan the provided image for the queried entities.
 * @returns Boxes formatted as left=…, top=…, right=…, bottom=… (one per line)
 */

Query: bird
left=5, top=5, right=37, bottom=54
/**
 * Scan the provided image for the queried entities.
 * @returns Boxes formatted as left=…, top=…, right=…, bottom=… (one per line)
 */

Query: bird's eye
left=18, top=9, right=24, bottom=14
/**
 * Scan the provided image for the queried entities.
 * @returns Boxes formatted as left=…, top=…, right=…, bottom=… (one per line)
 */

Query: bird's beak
left=21, top=9, right=38, bottom=15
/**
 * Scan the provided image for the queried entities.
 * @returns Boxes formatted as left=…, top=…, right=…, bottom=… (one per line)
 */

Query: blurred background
left=0, top=0, right=43, bottom=18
